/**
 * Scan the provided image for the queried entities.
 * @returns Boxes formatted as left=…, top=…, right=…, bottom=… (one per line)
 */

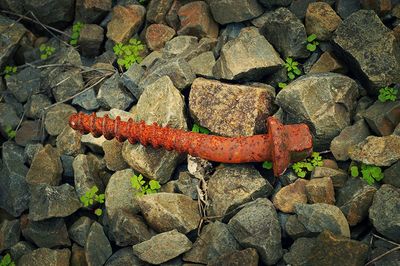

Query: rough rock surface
left=305, top=177, right=336, bottom=205
left=272, top=179, right=308, bottom=213
left=305, top=2, right=342, bottom=40
left=85, top=222, right=112, bottom=266
left=363, top=100, right=400, bottom=136
left=18, top=248, right=71, bottom=266
left=0, top=15, right=27, bottom=68
left=208, top=0, right=263, bottom=24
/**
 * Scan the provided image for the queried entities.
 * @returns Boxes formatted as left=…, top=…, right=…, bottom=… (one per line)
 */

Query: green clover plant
left=306, top=34, right=319, bottom=52
left=378, top=86, right=398, bottom=102
left=80, top=186, right=105, bottom=216
left=0, top=254, right=15, bottom=266
left=113, top=38, right=145, bottom=70
left=70, top=22, right=84, bottom=46
left=192, top=124, right=210, bottom=134
left=278, top=82, right=287, bottom=89
left=131, top=174, right=161, bottom=196
left=39, top=44, right=56, bottom=60
left=350, top=164, right=384, bottom=185
left=262, top=161, right=273, bottom=170
left=3, top=125, right=16, bottom=140
left=284, top=57, right=301, bottom=80
left=292, top=152, right=323, bottom=178
left=3, top=66, right=17, bottom=78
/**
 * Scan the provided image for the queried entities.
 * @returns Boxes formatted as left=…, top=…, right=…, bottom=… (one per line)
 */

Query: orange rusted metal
left=69, top=113, right=313, bottom=176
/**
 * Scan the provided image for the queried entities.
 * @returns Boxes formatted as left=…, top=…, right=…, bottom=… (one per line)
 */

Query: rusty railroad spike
left=69, top=113, right=313, bottom=176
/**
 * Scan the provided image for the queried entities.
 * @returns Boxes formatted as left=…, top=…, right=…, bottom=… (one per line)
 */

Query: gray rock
left=122, top=76, right=187, bottom=183
left=102, top=139, right=128, bottom=171
left=75, top=0, right=112, bottom=24
left=333, top=10, right=400, bottom=91
left=187, top=154, right=213, bottom=180
left=26, top=144, right=63, bottom=186
left=189, top=78, right=275, bottom=137
left=208, top=248, right=259, bottom=266
left=213, top=27, right=283, bottom=81
left=44, top=104, right=77, bottom=136
left=60, top=155, right=74, bottom=178
left=305, top=177, right=335, bottom=204
left=0, top=15, right=27, bottom=68
left=29, top=184, right=81, bottom=221
left=68, top=216, right=93, bottom=247
left=175, top=171, right=199, bottom=200
left=0, top=219, right=20, bottom=253
left=208, top=164, right=273, bottom=217
left=138, top=193, right=200, bottom=234
left=105, top=169, right=140, bottom=220
left=79, top=24, right=104, bottom=57
left=25, top=94, right=51, bottom=119
left=121, top=63, right=146, bottom=99
left=285, top=214, right=308, bottom=239
left=294, top=203, right=350, bottom=237
left=132, top=230, right=192, bottom=264
left=72, top=88, right=99, bottom=111
left=369, top=184, right=400, bottom=242
left=5, top=67, right=41, bottom=103
left=97, top=73, right=135, bottom=110
left=0, top=103, right=20, bottom=134
left=56, top=125, right=84, bottom=156
left=146, top=0, right=174, bottom=24
left=330, top=119, right=371, bottom=161
left=311, top=166, right=348, bottom=188
left=336, top=178, right=377, bottom=226
left=105, top=247, right=146, bottom=266
left=363, top=100, right=400, bottom=136
left=73, top=154, right=105, bottom=199
left=188, top=51, right=215, bottom=78
left=24, top=143, right=43, bottom=165
left=272, top=179, right=308, bottom=213
left=0, top=142, right=29, bottom=217
left=109, top=209, right=153, bottom=246
left=18, top=248, right=71, bottom=266
left=259, top=8, right=309, bottom=59
left=9, top=241, right=35, bottom=261
left=354, top=96, right=375, bottom=122
left=162, top=35, right=198, bottom=60
left=81, top=134, right=107, bottom=154
left=228, top=198, right=283, bottom=265
left=15, top=120, right=43, bottom=147
left=383, top=161, right=400, bottom=188
left=0, top=0, right=23, bottom=13
left=336, top=0, right=360, bottom=19
left=21, top=217, right=71, bottom=248
left=183, top=221, right=240, bottom=264
left=258, top=0, right=292, bottom=8
left=140, top=51, right=162, bottom=68
left=348, top=135, right=400, bottom=166
left=23, top=0, right=74, bottom=24
left=208, top=0, right=263, bottom=24
left=283, top=237, right=317, bottom=266
left=276, top=73, right=359, bottom=150
left=289, top=0, right=335, bottom=20
left=85, top=222, right=112, bottom=266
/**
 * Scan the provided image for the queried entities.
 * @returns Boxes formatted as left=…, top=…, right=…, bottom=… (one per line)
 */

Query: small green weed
left=0, top=254, right=15, bottom=266
left=292, top=152, right=323, bottom=178
left=192, top=124, right=210, bottom=134
left=113, top=38, right=145, bottom=70
left=80, top=186, right=105, bottom=216
left=70, top=22, right=84, bottom=46
left=284, top=57, right=301, bottom=80
left=3, top=125, right=16, bottom=140
left=3, top=66, right=17, bottom=78
left=131, top=174, right=161, bottom=196
left=378, top=86, right=398, bottom=102
left=278, top=82, right=287, bottom=89
left=306, top=34, right=319, bottom=52
left=350, top=163, right=384, bottom=185
left=138, top=0, right=147, bottom=4
left=262, top=161, right=273, bottom=170
left=39, top=44, right=56, bottom=60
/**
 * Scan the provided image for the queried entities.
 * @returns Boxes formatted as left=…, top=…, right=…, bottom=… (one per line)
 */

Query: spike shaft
left=69, top=113, right=313, bottom=176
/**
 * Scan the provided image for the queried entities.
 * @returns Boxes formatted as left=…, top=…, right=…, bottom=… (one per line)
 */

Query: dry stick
left=372, top=233, right=400, bottom=247
left=365, top=246, right=400, bottom=266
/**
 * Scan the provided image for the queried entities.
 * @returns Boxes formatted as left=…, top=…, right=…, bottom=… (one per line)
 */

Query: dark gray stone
left=72, top=88, right=99, bottom=111
left=9, top=241, right=35, bottom=261
left=79, top=24, right=104, bottom=57
left=258, top=0, right=292, bottom=8
left=102, top=139, right=129, bottom=171
left=336, top=0, right=360, bottom=19
left=228, top=198, right=283, bottom=265
left=383, top=161, right=400, bottom=188
left=183, top=221, right=240, bottom=264
left=289, top=0, right=334, bottom=20
left=60, top=155, right=74, bottom=178
left=85, top=222, right=112, bottom=266
left=146, top=0, right=174, bottom=24
left=21, top=217, right=71, bottom=248
left=188, top=51, right=215, bottom=78
left=132, top=230, right=192, bottom=264
left=208, top=248, right=259, bottom=266
left=73, top=154, right=105, bottom=199
left=208, top=0, right=263, bottom=24
left=25, top=94, right=51, bottom=119
left=56, top=125, right=84, bottom=156
left=175, top=171, right=199, bottom=200
left=105, top=247, right=147, bottom=266
left=369, top=184, right=400, bottom=242
left=333, top=10, right=400, bottom=91
left=285, top=214, right=308, bottom=239
left=97, top=73, right=135, bottom=110
left=24, top=143, right=43, bottom=165
left=259, top=8, right=309, bottom=59
left=121, top=63, right=146, bottom=99
left=311, top=166, right=348, bottom=188
left=18, top=248, right=71, bottom=266
left=68, top=216, right=93, bottom=247
left=0, top=0, right=23, bottom=13
left=283, top=237, right=317, bottom=265
left=162, top=35, right=198, bottom=60
left=0, top=103, right=20, bottom=135
left=363, top=100, right=400, bottom=136
left=44, top=104, right=77, bottom=136
left=0, top=219, right=20, bottom=253
left=23, top=0, right=74, bottom=25
left=214, top=23, right=245, bottom=58
left=0, top=15, right=27, bottom=68
left=29, top=184, right=81, bottom=221
left=75, top=0, right=112, bottom=24
left=5, top=67, right=41, bottom=103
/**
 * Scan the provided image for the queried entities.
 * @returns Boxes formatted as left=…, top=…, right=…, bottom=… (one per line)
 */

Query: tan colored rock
left=309, top=52, right=347, bottom=74
left=102, top=139, right=128, bottom=171
left=107, top=5, right=146, bottom=43
left=305, top=2, right=342, bottom=40
left=305, top=177, right=335, bottom=205
left=145, top=24, right=175, bottom=51
left=272, top=179, right=308, bottom=213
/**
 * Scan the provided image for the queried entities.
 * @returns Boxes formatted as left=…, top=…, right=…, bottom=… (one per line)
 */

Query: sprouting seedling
left=131, top=174, right=161, bottom=196
left=192, top=124, right=210, bottom=134
left=0, top=253, right=15, bottom=266
left=262, top=161, right=273, bottom=170
left=3, top=125, right=16, bottom=140
left=39, top=44, right=56, bottom=60
left=292, top=152, right=323, bottom=178
left=3, top=66, right=17, bottom=78
left=350, top=163, right=384, bottom=185
left=284, top=57, right=301, bottom=80
left=278, top=82, right=287, bottom=89
left=80, top=185, right=105, bottom=216
left=70, top=21, right=84, bottom=46
left=378, top=86, right=398, bottom=102
left=306, top=34, right=319, bottom=52
left=113, top=38, right=145, bottom=70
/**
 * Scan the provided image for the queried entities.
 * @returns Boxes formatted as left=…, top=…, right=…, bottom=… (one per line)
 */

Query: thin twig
left=372, top=234, right=400, bottom=247
left=365, top=246, right=400, bottom=266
